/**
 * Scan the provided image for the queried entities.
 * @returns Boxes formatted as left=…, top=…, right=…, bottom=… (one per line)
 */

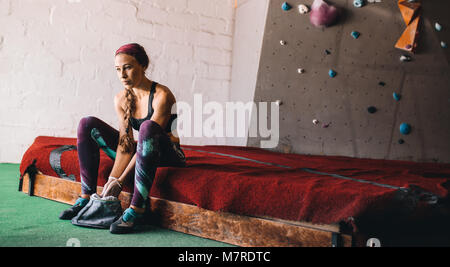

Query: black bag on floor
left=71, top=194, right=122, bottom=229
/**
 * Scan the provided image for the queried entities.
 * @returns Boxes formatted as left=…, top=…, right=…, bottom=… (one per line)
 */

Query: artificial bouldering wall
left=248, top=0, right=450, bottom=163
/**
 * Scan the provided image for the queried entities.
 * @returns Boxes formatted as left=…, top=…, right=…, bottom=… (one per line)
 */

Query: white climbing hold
left=298, top=4, right=309, bottom=14
left=280, top=40, right=287, bottom=46
left=400, top=55, right=411, bottom=62
left=297, top=68, right=305, bottom=74
left=435, top=22, right=442, bottom=31
left=313, top=119, right=319, bottom=125
left=275, top=100, right=283, bottom=106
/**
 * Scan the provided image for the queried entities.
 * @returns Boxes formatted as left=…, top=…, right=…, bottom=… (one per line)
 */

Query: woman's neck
left=132, top=77, right=152, bottom=99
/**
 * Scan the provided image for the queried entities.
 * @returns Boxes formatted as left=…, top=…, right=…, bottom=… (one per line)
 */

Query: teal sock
left=74, top=197, right=89, bottom=207
left=122, top=208, right=142, bottom=222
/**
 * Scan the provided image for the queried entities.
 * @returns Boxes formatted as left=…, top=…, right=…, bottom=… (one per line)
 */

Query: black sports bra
left=129, top=81, right=177, bottom=132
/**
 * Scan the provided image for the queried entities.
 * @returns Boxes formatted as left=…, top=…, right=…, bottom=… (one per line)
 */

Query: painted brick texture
left=0, top=0, right=236, bottom=163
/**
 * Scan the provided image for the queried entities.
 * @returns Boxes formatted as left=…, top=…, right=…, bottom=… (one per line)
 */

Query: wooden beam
left=21, top=173, right=352, bottom=247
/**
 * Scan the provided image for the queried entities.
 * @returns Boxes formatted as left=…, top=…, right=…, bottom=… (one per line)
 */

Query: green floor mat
left=0, top=163, right=233, bottom=247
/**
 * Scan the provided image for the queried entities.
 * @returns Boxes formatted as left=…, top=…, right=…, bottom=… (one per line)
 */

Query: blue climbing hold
left=351, top=31, right=360, bottom=39
left=282, top=2, right=292, bottom=11
left=353, top=0, right=365, bottom=8
left=328, top=69, right=337, bottom=78
left=393, top=92, right=401, bottom=101
left=400, top=123, right=411, bottom=135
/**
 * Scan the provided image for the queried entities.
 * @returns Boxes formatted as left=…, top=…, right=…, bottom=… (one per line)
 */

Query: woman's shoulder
left=114, top=90, right=127, bottom=110
left=154, top=82, right=176, bottom=104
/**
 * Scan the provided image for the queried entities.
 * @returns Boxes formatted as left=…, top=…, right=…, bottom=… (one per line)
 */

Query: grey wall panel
left=249, top=0, right=450, bottom=163
left=388, top=72, right=450, bottom=162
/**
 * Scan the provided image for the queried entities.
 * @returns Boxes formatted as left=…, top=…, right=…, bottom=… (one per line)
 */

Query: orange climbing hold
left=398, top=0, right=421, bottom=26
left=395, top=0, right=422, bottom=53
left=395, top=15, right=421, bottom=53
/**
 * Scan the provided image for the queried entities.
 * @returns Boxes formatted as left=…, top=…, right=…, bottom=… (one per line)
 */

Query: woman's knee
left=136, top=121, right=164, bottom=159
left=77, top=116, right=101, bottom=137
left=138, top=120, right=164, bottom=138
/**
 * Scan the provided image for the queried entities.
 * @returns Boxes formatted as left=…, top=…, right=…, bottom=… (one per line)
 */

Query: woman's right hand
left=101, top=177, right=122, bottom=198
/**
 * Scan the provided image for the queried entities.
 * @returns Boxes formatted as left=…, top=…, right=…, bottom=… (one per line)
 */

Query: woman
left=59, top=43, right=186, bottom=234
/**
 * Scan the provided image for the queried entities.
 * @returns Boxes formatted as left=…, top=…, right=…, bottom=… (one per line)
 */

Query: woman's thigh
left=78, top=116, right=119, bottom=159
left=159, top=140, right=186, bottom=168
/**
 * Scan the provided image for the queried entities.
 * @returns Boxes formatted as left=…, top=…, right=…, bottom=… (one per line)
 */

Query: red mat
left=20, top=136, right=450, bottom=229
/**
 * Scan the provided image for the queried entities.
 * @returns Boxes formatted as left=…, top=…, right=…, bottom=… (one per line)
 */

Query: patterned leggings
left=77, top=116, right=186, bottom=208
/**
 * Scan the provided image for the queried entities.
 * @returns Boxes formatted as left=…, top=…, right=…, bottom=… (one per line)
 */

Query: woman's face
left=115, top=53, right=145, bottom=89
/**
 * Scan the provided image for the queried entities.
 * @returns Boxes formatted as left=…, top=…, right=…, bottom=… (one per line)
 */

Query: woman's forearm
left=118, top=153, right=136, bottom=185
left=109, top=144, right=134, bottom=179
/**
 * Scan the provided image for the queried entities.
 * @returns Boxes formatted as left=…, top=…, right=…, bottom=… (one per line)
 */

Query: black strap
left=18, top=159, right=38, bottom=196
left=151, top=81, right=157, bottom=92
left=129, top=81, right=158, bottom=132
left=49, top=145, right=77, bottom=181
left=149, top=81, right=157, bottom=117
left=331, top=232, right=341, bottom=247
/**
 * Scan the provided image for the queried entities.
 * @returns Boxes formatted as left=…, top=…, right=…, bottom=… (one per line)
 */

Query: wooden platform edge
left=21, top=173, right=352, bottom=247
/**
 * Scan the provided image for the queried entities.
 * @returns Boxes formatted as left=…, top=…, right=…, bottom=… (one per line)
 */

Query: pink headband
left=115, top=43, right=149, bottom=69
left=115, top=43, right=141, bottom=56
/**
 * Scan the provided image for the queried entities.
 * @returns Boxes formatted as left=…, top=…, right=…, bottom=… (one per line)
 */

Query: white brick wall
left=0, top=0, right=237, bottom=163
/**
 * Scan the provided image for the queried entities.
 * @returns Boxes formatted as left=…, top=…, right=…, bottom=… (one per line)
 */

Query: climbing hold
left=399, top=123, right=411, bottom=135
left=322, top=122, right=331, bottom=128
left=395, top=1, right=421, bottom=53
left=280, top=40, right=287, bottom=46
left=379, top=81, right=386, bottom=86
left=435, top=22, right=442, bottom=31
left=309, top=0, right=339, bottom=27
left=282, top=2, right=292, bottom=11
left=400, top=55, right=411, bottom=62
left=313, top=119, right=320, bottom=125
left=297, top=68, right=305, bottom=74
left=398, top=139, right=405, bottom=144
left=351, top=31, right=361, bottom=39
left=393, top=92, right=401, bottom=101
left=441, top=41, right=448, bottom=48
left=325, top=49, right=331, bottom=55
left=367, top=106, right=377, bottom=114
left=298, top=4, right=309, bottom=14
left=275, top=100, right=283, bottom=106
left=328, top=69, right=337, bottom=78
left=353, top=0, right=365, bottom=8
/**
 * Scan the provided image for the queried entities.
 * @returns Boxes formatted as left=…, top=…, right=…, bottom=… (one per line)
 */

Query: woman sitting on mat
left=59, top=43, right=186, bottom=234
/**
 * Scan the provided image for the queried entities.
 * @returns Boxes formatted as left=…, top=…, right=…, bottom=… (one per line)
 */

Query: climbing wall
left=248, top=0, right=450, bottom=163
